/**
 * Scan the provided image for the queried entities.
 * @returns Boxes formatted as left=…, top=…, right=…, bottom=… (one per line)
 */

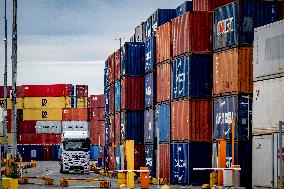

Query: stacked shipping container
left=252, top=20, right=284, bottom=188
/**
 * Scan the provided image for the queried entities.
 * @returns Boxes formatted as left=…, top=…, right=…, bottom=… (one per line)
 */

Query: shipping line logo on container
left=215, top=112, right=234, bottom=125
left=42, top=99, right=48, bottom=106
left=217, top=17, right=234, bottom=36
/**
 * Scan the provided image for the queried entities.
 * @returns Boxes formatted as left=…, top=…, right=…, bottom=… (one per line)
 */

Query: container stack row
left=252, top=20, right=284, bottom=188
left=0, top=84, right=89, bottom=162
left=211, top=1, right=282, bottom=188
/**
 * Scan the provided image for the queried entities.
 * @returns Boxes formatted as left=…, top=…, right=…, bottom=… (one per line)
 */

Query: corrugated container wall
left=76, top=85, right=88, bottom=97
left=172, top=11, right=212, bottom=57
left=18, top=121, right=36, bottom=133
left=104, top=88, right=110, bottom=116
left=176, top=1, right=192, bottom=17
left=115, top=146, right=121, bottom=170
left=171, top=99, right=212, bottom=142
left=193, top=0, right=235, bottom=11
left=159, top=144, right=170, bottom=181
left=62, top=108, right=89, bottom=121
left=145, top=37, right=156, bottom=73
left=121, top=111, right=144, bottom=144
left=115, top=113, right=121, bottom=145
left=172, top=54, right=212, bottom=99
left=145, top=144, right=156, bottom=177
left=90, top=121, right=105, bottom=146
left=115, top=81, right=121, bottom=112
left=213, top=1, right=282, bottom=52
left=88, top=95, right=105, bottom=108
left=155, top=103, right=170, bottom=143
left=156, top=22, right=172, bottom=63
left=89, top=108, right=105, bottom=121
left=109, top=84, right=115, bottom=114
left=18, top=133, right=61, bottom=145
left=253, top=19, right=284, bottom=80
left=121, top=77, right=144, bottom=111
left=213, top=95, right=252, bottom=140
left=23, top=109, right=62, bottom=121
left=104, top=59, right=109, bottom=88
left=130, top=34, right=136, bottom=42
left=109, top=115, right=115, bottom=145
left=170, top=142, right=212, bottom=185
left=62, top=121, right=89, bottom=132
left=135, top=22, right=146, bottom=42
left=144, top=109, right=155, bottom=144
left=115, top=49, right=121, bottom=80
left=145, top=16, right=152, bottom=41
left=134, top=144, right=145, bottom=171
left=156, top=63, right=171, bottom=103
left=213, top=47, right=253, bottom=96
left=151, top=9, right=176, bottom=37
left=105, top=117, right=110, bottom=145
left=21, top=84, right=72, bottom=97
left=145, top=72, right=156, bottom=109
left=121, top=42, right=145, bottom=76
left=36, top=121, right=61, bottom=134
left=23, top=97, right=71, bottom=109
left=252, top=77, right=284, bottom=135
left=108, top=53, right=115, bottom=83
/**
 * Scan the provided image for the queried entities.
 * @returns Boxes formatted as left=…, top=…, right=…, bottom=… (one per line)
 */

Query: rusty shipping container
left=17, top=121, right=36, bottom=133
left=88, top=95, right=105, bottom=108
left=76, top=85, right=88, bottom=97
left=121, top=76, right=144, bottom=111
left=213, top=47, right=253, bottom=96
left=90, top=121, right=105, bottom=146
left=115, top=112, right=121, bottom=145
left=193, top=0, right=234, bottom=11
left=159, top=144, right=170, bottom=182
left=62, top=108, right=89, bottom=121
left=171, top=99, right=212, bottom=142
left=156, top=22, right=172, bottom=64
left=156, top=62, right=171, bottom=103
left=172, top=11, right=212, bottom=57
left=18, top=133, right=61, bottom=145
left=109, top=84, right=115, bottom=114
left=21, top=84, right=72, bottom=97
left=108, top=53, right=115, bottom=84
left=115, top=49, right=121, bottom=80
left=89, top=107, right=105, bottom=121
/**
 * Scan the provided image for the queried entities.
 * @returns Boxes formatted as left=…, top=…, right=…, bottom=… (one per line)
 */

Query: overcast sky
left=0, top=0, right=185, bottom=94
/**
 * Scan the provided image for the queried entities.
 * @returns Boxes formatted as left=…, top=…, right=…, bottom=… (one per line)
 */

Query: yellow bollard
left=118, top=172, right=126, bottom=186
left=127, top=172, right=135, bottom=188
left=161, top=185, right=170, bottom=189
left=125, top=140, right=135, bottom=188
left=2, top=178, right=18, bottom=189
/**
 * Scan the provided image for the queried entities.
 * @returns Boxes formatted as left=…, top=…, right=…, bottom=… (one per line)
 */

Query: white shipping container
left=253, top=19, right=284, bottom=81
left=62, top=121, right=89, bottom=132
left=36, top=121, right=62, bottom=134
left=135, top=22, right=145, bottom=42
left=252, top=134, right=283, bottom=188
left=252, top=77, right=284, bottom=135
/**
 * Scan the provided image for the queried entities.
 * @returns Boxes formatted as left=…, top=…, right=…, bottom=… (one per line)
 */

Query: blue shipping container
left=176, top=1, right=193, bottom=17
left=28, top=145, right=44, bottom=161
left=121, top=42, right=145, bottom=76
left=71, top=96, right=77, bottom=108
left=155, top=103, right=170, bottom=143
left=170, top=142, right=212, bottom=185
left=145, top=16, right=152, bottom=41
left=104, top=146, right=109, bottom=171
left=105, top=117, right=110, bottom=145
left=104, top=59, right=109, bottom=88
left=104, top=88, right=110, bottom=116
left=90, top=145, right=102, bottom=160
left=51, top=145, right=60, bottom=161
left=151, top=9, right=176, bottom=37
left=213, top=95, right=252, bottom=140
left=145, top=37, right=156, bottom=73
left=121, top=111, right=144, bottom=144
left=144, top=109, right=155, bottom=144
left=172, top=54, right=212, bottom=99
left=115, top=146, right=121, bottom=170
left=145, top=72, right=156, bottom=109
left=213, top=1, right=281, bottom=51
left=17, top=145, right=29, bottom=162
left=115, top=81, right=121, bottom=112
left=145, top=144, right=156, bottom=177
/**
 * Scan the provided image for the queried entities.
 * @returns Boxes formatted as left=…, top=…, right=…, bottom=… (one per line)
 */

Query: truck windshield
left=64, top=140, right=90, bottom=151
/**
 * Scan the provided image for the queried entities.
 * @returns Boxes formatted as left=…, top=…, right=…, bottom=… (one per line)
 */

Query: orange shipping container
left=171, top=99, right=212, bottom=142
left=90, top=121, right=105, bottom=146
left=159, top=144, right=170, bottom=181
left=62, top=108, right=89, bottom=121
left=156, top=22, right=172, bottom=64
left=213, top=47, right=253, bottom=96
left=156, top=63, right=171, bottom=103
left=115, top=113, right=121, bottom=145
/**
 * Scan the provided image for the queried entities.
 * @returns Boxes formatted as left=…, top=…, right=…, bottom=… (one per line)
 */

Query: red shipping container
left=159, top=144, right=170, bottom=181
left=17, top=121, right=36, bottom=133
left=90, top=121, right=105, bottom=146
left=21, top=84, right=72, bottom=97
left=156, top=63, right=171, bottom=103
left=108, top=53, right=115, bottom=83
left=115, top=113, right=121, bottom=145
left=121, top=76, right=144, bottom=111
left=62, top=108, right=89, bottom=121
left=88, top=95, right=105, bottom=108
left=89, top=107, right=105, bottom=121
left=109, top=84, right=115, bottom=114
left=7, top=109, right=23, bottom=121
left=109, top=115, right=115, bottom=145
left=18, top=133, right=61, bottom=144
left=108, top=146, right=115, bottom=171
left=115, top=49, right=121, bottom=80
left=134, top=144, right=145, bottom=171
left=0, top=86, right=23, bottom=97
left=172, top=11, right=212, bottom=57
left=171, top=99, right=212, bottom=142
left=193, top=0, right=235, bottom=11
left=156, top=22, right=172, bottom=64
left=44, top=145, right=52, bottom=161
left=76, top=85, right=88, bottom=97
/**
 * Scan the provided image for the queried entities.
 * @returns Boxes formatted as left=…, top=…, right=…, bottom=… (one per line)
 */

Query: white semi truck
left=59, top=131, right=91, bottom=173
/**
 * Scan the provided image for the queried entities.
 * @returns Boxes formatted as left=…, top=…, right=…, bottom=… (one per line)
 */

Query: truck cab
left=59, top=131, right=90, bottom=173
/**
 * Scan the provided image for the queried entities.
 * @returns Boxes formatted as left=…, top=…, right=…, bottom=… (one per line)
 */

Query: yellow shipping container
left=1, top=133, right=12, bottom=144
left=77, top=97, right=87, bottom=108
left=23, top=97, right=71, bottom=109
left=23, top=109, right=62, bottom=121
left=0, top=98, right=23, bottom=109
